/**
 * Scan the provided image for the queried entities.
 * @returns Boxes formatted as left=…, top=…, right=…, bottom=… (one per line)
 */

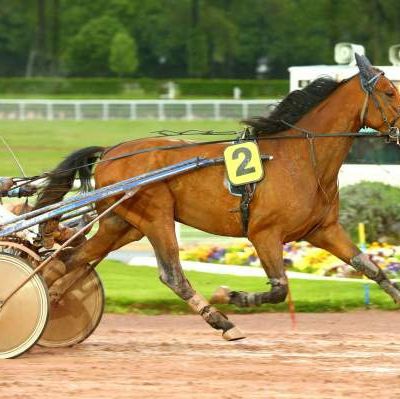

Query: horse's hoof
left=48, top=287, right=62, bottom=304
left=210, top=286, right=230, bottom=304
left=222, top=326, right=246, bottom=341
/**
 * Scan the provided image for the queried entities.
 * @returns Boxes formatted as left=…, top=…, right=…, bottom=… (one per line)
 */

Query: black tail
left=35, top=146, right=105, bottom=209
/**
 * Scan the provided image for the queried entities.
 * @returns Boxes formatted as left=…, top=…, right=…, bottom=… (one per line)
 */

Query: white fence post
left=158, top=102, right=165, bottom=120
left=102, top=103, right=109, bottom=121
left=130, top=103, right=137, bottom=120
left=75, top=102, right=82, bottom=121
left=242, top=102, right=249, bottom=120
left=18, top=103, right=25, bottom=120
left=214, top=102, right=221, bottom=120
left=186, top=102, right=193, bottom=120
left=47, top=102, right=53, bottom=121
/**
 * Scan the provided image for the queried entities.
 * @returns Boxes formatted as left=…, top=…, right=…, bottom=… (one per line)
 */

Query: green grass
left=0, top=93, right=280, bottom=100
left=98, top=260, right=397, bottom=314
left=179, top=224, right=232, bottom=243
left=0, top=120, right=240, bottom=176
left=0, top=93, right=159, bottom=100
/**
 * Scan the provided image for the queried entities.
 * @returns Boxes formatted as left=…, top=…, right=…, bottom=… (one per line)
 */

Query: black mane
left=244, top=77, right=345, bottom=135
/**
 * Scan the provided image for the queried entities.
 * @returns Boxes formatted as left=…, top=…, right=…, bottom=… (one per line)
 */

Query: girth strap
left=239, top=183, right=256, bottom=235
left=234, top=127, right=258, bottom=235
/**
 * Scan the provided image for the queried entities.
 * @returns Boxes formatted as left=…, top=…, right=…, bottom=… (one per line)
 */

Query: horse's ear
left=355, top=53, right=375, bottom=80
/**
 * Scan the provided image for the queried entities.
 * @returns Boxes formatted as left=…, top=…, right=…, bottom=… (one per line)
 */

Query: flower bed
left=181, top=242, right=259, bottom=266
left=180, top=241, right=400, bottom=278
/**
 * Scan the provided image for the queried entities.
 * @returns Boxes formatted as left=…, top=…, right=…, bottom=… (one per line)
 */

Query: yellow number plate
left=224, top=142, right=264, bottom=186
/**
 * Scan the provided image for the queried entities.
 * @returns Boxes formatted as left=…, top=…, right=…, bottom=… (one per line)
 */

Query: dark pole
left=326, top=0, right=338, bottom=53
left=37, top=0, right=47, bottom=75
left=192, top=0, right=200, bottom=27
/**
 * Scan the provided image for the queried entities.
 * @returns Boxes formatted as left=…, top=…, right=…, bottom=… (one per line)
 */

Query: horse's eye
left=386, top=91, right=394, bottom=98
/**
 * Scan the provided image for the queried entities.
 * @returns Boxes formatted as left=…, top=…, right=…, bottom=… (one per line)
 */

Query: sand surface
left=1, top=311, right=400, bottom=399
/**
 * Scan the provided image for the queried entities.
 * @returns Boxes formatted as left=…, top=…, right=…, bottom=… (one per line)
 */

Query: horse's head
left=355, top=53, right=400, bottom=143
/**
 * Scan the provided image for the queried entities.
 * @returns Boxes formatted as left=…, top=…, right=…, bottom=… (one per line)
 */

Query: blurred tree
left=1, top=0, right=400, bottom=78
left=227, top=0, right=273, bottom=77
left=28, top=0, right=48, bottom=76
left=106, top=0, right=190, bottom=77
left=0, top=1, right=35, bottom=76
left=201, top=5, right=238, bottom=76
left=187, top=28, right=209, bottom=77
left=187, top=0, right=208, bottom=77
left=109, top=32, right=138, bottom=76
left=64, top=15, right=124, bottom=76
left=50, top=0, right=60, bottom=74
left=266, top=0, right=331, bottom=76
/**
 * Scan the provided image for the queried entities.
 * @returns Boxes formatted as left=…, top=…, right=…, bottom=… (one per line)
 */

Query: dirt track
left=1, top=311, right=400, bottom=399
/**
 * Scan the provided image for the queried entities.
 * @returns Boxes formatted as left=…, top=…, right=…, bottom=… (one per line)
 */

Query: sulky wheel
left=38, top=269, right=104, bottom=348
left=0, top=253, right=49, bottom=359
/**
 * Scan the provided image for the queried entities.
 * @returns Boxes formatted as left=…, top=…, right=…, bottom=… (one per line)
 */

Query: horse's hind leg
left=61, top=213, right=143, bottom=267
left=307, top=222, right=400, bottom=304
left=212, top=229, right=288, bottom=307
left=114, top=193, right=245, bottom=340
left=46, top=212, right=144, bottom=297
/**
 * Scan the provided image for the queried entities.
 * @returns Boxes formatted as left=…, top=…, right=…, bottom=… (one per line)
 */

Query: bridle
left=359, top=70, right=400, bottom=145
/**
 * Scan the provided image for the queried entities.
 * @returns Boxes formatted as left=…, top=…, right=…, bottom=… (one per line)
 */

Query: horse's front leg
left=307, top=222, right=400, bottom=304
left=212, top=229, right=288, bottom=307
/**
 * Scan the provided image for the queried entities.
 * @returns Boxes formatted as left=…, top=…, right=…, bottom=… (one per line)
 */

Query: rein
left=10, top=127, right=392, bottom=191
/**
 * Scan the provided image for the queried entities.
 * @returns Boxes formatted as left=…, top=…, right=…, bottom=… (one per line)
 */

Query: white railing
left=0, top=99, right=278, bottom=121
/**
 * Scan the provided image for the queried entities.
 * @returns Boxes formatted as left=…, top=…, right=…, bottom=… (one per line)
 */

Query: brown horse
left=36, top=54, right=400, bottom=340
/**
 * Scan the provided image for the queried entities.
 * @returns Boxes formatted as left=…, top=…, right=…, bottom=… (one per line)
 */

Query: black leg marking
left=200, top=305, right=234, bottom=332
left=229, top=278, right=288, bottom=308
left=351, top=253, right=400, bottom=303
left=187, top=293, right=245, bottom=340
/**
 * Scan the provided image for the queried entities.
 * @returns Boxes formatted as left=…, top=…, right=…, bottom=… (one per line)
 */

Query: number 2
left=223, top=141, right=264, bottom=185
left=232, top=147, right=255, bottom=177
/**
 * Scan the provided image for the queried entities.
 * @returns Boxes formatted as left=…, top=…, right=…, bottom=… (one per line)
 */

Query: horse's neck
left=295, top=80, right=363, bottom=186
